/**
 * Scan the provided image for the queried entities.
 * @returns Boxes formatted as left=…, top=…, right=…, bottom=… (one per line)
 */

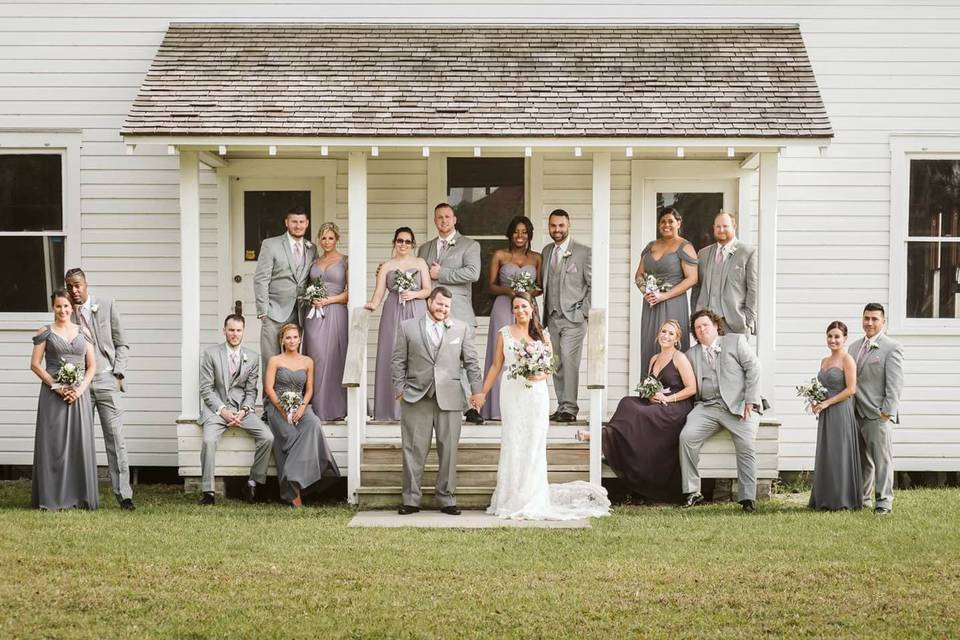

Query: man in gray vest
left=64, top=268, right=135, bottom=510
left=848, top=303, right=904, bottom=514
left=679, top=309, right=762, bottom=512
left=690, top=212, right=758, bottom=336
left=540, top=209, right=591, bottom=422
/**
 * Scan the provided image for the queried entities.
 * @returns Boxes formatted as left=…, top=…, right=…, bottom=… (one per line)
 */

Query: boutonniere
left=709, top=343, right=722, bottom=355
left=90, top=304, right=100, bottom=313
left=442, top=320, right=453, bottom=329
left=563, top=250, right=573, bottom=259
left=304, top=241, right=313, bottom=249
left=447, top=238, right=457, bottom=247
left=868, top=342, right=880, bottom=351
left=241, top=353, right=249, bottom=363
left=727, top=245, right=738, bottom=257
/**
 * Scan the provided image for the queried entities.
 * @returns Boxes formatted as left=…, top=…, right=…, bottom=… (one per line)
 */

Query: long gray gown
left=809, top=367, right=864, bottom=510
left=481, top=263, right=538, bottom=421
left=31, top=327, right=99, bottom=510
left=265, top=367, right=341, bottom=502
left=373, top=269, right=426, bottom=421
left=639, top=240, right=697, bottom=369
left=302, top=257, right=348, bottom=421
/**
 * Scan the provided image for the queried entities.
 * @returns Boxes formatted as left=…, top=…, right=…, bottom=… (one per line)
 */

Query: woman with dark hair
left=29, top=289, right=99, bottom=510
left=635, top=207, right=699, bottom=369
left=477, top=292, right=610, bottom=520
left=365, top=227, right=431, bottom=420
left=481, top=215, right=542, bottom=420
left=809, top=321, right=863, bottom=510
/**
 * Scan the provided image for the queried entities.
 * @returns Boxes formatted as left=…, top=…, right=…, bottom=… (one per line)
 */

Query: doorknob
left=234, top=275, right=242, bottom=283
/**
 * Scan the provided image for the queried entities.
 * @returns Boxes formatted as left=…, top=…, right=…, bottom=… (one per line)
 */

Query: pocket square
left=868, top=356, right=881, bottom=365
left=565, top=264, right=578, bottom=273
left=450, top=338, right=462, bottom=345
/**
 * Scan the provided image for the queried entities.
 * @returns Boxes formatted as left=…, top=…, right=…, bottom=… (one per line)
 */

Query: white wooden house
left=2, top=3, right=959, bottom=503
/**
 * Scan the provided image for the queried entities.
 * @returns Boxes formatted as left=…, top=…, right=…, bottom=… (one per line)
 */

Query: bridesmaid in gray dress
left=264, top=324, right=341, bottom=507
left=634, top=207, right=699, bottom=369
left=302, top=222, right=349, bottom=421
left=29, top=290, right=99, bottom=511
left=365, top=227, right=431, bottom=421
left=810, top=321, right=863, bottom=511
left=481, top=216, right=542, bottom=420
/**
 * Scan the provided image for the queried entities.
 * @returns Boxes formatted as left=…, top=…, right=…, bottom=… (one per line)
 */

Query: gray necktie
left=432, top=323, right=443, bottom=347
left=438, top=239, right=449, bottom=262
left=229, top=352, right=239, bottom=378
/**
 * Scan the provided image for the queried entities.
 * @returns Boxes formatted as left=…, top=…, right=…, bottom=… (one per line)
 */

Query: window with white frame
left=0, top=152, right=66, bottom=312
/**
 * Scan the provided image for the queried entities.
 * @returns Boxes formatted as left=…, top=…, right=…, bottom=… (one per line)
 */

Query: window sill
left=889, top=320, right=960, bottom=336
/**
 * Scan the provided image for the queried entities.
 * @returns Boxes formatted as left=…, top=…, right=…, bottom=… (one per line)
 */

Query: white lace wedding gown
left=486, top=327, right=611, bottom=520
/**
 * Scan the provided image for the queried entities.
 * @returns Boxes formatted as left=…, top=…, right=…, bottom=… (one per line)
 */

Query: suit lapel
left=86, top=296, right=103, bottom=345
left=419, top=316, right=438, bottom=363
left=703, top=245, right=717, bottom=293
left=717, top=240, right=736, bottom=291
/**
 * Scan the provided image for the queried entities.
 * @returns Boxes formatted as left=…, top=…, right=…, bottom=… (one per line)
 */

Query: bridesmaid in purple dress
left=365, top=227, right=431, bottom=420
left=302, top=222, right=349, bottom=421
left=481, top=216, right=542, bottom=420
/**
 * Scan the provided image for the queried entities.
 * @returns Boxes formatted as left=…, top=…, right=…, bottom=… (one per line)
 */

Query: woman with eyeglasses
left=365, top=227, right=432, bottom=420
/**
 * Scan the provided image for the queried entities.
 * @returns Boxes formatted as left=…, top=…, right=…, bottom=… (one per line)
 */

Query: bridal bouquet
left=393, top=270, right=418, bottom=306
left=795, top=377, right=827, bottom=413
left=635, top=375, right=665, bottom=399
left=643, top=274, right=672, bottom=295
left=52, top=360, right=81, bottom=389
left=278, top=391, right=303, bottom=422
left=300, top=278, right=330, bottom=319
left=507, top=339, right=557, bottom=388
left=508, top=271, right=537, bottom=294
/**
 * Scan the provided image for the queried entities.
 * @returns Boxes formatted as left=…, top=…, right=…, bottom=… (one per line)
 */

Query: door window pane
left=243, top=191, right=311, bottom=261
left=908, top=160, right=960, bottom=237
left=657, top=192, right=724, bottom=252
left=0, top=236, right=64, bottom=312
left=448, top=158, right=524, bottom=237
left=0, top=154, right=62, bottom=232
left=907, top=241, right=960, bottom=319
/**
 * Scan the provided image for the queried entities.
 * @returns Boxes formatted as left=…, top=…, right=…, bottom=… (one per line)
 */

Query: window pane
left=0, top=154, right=62, bottom=232
left=447, top=158, right=524, bottom=237
left=657, top=192, right=724, bottom=253
left=243, top=191, right=311, bottom=261
left=906, top=240, right=960, bottom=319
left=0, top=236, right=65, bottom=312
left=909, top=159, right=960, bottom=237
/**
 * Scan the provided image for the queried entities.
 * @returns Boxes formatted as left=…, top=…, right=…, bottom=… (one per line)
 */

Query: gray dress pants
left=547, top=314, right=587, bottom=416
left=857, top=415, right=894, bottom=510
left=400, top=395, right=461, bottom=507
left=90, top=373, right=133, bottom=502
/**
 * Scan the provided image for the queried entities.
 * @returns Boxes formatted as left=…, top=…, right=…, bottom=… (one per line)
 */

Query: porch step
left=357, top=486, right=496, bottom=509
left=361, top=442, right=589, bottom=466
left=361, top=463, right=589, bottom=488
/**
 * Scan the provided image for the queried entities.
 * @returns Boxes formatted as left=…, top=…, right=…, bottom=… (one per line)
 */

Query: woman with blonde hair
left=578, top=319, right=697, bottom=503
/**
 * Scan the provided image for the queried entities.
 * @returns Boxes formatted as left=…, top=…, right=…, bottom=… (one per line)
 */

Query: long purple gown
left=481, top=263, right=538, bottom=420
left=373, top=269, right=427, bottom=420
left=302, top=257, right=348, bottom=421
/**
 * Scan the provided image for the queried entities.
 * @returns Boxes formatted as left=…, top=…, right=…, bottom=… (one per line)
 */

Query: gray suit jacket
left=849, top=334, right=904, bottom=421
left=199, top=343, right=261, bottom=426
left=73, top=295, right=130, bottom=383
left=687, top=333, right=761, bottom=417
left=391, top=316, right=482, bottom=411
left=418, top=232, right=481, bottom=326
left=540, top=240, right=592, bottom=324
left=254, top=234, right=317, bottom=322
left=690, top=239, right=758, bottom=335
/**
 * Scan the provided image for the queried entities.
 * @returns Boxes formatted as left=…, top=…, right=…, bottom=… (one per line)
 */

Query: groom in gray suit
left=680, top=309, right=762, bottom=512
left=848, top=303, right=904, bottom=514
left=690, top=212, right=758, bottom=336
left=418, top=202, right=484, bottom=424
left=540, top=209, right=591, bottom=422
left=254, top=206, right=316, bottom=375
left=198, top=314, right=274, bottom=505
left=392, top=287, right=483, bottom=515
left=64, top=268, right=135, bottom=510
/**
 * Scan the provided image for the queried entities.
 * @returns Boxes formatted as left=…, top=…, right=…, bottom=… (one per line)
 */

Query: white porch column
left=346, top=151, right=369, bottom=504
left=757, top=152, right=779, bottom=407
left=588, top=152, right=611, bottom=485
left=178, top=151, right=201, bottom=423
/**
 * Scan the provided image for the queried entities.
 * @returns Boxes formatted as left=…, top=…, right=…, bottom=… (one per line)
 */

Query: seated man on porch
left=198, top=313, right=274, bottom=505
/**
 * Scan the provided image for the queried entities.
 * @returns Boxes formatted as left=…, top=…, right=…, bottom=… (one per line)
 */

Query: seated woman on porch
left=481, top=215, right=542, bottom=421
left=577, top=320, right=697, bottom=504
left=635, top=207, right=698, bottom=369
left=364, top=227, right=431, bottom=421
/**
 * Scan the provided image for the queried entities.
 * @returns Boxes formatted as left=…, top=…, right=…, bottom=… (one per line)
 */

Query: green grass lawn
left=0, top=481, right=958, bottom=639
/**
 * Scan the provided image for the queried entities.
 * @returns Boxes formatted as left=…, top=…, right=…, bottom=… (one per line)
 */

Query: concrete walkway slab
left=348, top=510, right=592, bottom=529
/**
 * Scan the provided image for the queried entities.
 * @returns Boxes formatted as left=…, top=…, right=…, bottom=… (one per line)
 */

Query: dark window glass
left=657, top=192, right=724, bottom=253
left=243, top=191, right=311, bottom=261
left=0, top=236, right=64, bottom=312
left=0, top=154, right=62, bottom=232
left=909, top=160, right=960, bottom=237
left=906, top=241, right=960, bottom=319
left=447, top=158, right=524, bottom=237
left=907, top=160, right=960, bottom=319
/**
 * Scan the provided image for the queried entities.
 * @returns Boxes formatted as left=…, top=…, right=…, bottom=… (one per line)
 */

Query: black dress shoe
left=681, top=492, right=704, bottom=508
left=555, top=412, right=576, bottom=423
left=398, top=504, right=421, bottom=515
left=464, top=409, right=484, bottom=425
left=198, top=492, right=215, bottom=506
left=440, top=505, right=462, bottom=515
left=549, top=411, right=561, bottom=421
left=739, top=499, right=756, bottom=513
left=875, top=506, right=892, bottom=515
left=120, top=498, right=136, bottom=511
left=244, top=483, right=257, bottom=503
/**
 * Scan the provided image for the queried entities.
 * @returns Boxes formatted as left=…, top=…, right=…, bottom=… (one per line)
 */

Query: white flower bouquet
left=796, top=377, right=827, bottom=413
left=278, top=391, right=303, bottom=422
left=508, top=271, right=537, bottom=294
left=634, top=375, right=665, bottom=399
left=643, top=274, right=672, bottom=295
left=506, top=339, right=557, bottom=388
left=52, top=360, right=81, bottom=390
left=300, top=278, right=330, bottom=319
left=393, top=270, right=418, bottom=306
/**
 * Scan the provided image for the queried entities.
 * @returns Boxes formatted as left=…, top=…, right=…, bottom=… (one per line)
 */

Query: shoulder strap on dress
left=32, top=325, right=52, bottom=345
left=677, top=240, right=699, bottom=265
left=641, top=241, right=653, bottom=257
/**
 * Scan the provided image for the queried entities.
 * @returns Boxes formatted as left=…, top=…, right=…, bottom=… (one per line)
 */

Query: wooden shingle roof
left=122, top=23, right=832, bottom=138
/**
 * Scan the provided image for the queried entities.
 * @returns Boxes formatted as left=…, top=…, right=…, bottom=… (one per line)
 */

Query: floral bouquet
left=795, top=377, right=827, bottom=413
left=508, top=271, right=537, bottom=294
left=506, top=339, right=557, bottom=388
left=52, top=360, right=81, bottom=390
left=300, top=278, right=329, bottom=319
left=278, top=391, right=303, bottom=422
left=643, top=274, right=672, bottom=295
left=393, top=270, right=418, bottom=306
left=635, top=375, right=667, bottom=399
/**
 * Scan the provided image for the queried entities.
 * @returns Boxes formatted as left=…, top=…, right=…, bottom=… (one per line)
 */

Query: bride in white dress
left=478, top=292, right=610, bottom=520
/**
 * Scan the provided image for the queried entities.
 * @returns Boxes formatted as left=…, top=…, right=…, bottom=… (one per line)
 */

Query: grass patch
left=1, top=481, right=958, bottom=638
